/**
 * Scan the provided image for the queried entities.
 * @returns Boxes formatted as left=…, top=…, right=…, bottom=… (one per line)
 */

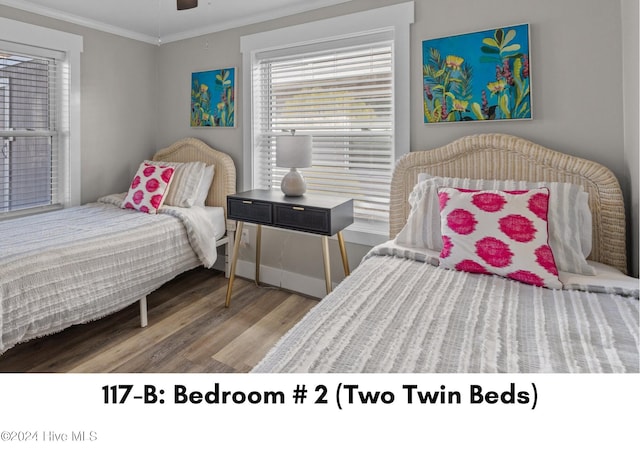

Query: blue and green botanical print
left=422, top=24, right=531, bottom=123
left=191, top=68, right=235, bottom=127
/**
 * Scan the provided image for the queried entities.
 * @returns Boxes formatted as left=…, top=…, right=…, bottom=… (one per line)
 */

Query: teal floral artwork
left=191, top=68, right=236, bottom=127
left=422, top=24, right=531, bottom=123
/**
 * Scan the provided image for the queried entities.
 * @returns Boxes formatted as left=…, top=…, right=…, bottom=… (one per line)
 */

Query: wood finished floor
left=0, top=268, right=318, bottom=373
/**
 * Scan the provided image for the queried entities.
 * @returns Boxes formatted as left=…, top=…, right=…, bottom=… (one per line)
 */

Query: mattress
left=253, top=242, right=639, bottom=373
left=204, top=206, right=226, bottom=241
left=0, top=195, right=224, bottom=354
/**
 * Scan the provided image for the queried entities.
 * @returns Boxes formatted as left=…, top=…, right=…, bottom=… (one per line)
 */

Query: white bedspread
left=0, top=195, right=220, bottom=354
left=98, top=193, right=220, bottom=267
left=253, top=242, right=639, bottom=373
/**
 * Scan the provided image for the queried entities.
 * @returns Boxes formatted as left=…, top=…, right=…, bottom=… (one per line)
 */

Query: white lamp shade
left=276, top=135, right=312, bottom=169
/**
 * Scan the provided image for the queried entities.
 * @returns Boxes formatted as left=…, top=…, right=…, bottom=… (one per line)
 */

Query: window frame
left=241, top=2, right=414, bottom=245
left=0, top=17, right=82, bottom=219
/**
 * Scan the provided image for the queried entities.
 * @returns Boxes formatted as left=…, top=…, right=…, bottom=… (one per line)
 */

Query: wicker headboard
left=390, top=133, right=628, bottom=273
left=153, top=137, right=237, bottom=225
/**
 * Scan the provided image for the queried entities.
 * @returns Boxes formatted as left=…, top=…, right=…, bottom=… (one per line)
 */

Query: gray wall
left=2, top=0, right=638, bottom=288
left=79, top=33, right=158, bottom=203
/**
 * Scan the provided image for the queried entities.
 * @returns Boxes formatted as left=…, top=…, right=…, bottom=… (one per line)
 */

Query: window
left=242, top=2, right=413, bottom=243
left=0, top=46, right=63, bottom=213
left=252, top=37, right=393, bottom=234
left=0, top=18, right=82, bottom=219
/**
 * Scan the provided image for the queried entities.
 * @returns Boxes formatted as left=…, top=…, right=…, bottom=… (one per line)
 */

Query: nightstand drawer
left=227, top=189, right=353, bottom=235
left=228, top=198, right=272, bottom=224
left=274, top=204, right=329, bottom=235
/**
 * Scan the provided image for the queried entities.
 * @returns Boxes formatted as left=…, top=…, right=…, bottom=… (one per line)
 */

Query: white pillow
left=145, top=160, right=206, bottom=207
left=396, top=175, right=595, bottom=275
left=438, top=187, right=562, bottom=289
left=415, top=173, right=593, bottom=257
left=576, top=190, right=592, bottom=257
left=194, top=165, right=215, bottom=207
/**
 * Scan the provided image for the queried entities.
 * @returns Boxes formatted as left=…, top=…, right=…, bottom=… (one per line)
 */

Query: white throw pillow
left=193, top=165, right=215, bottom=207
left=145, top=160, right=206, bottom=207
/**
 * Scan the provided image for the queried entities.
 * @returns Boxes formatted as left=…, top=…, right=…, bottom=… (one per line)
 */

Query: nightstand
left=225, top=189, right=354, bottom=306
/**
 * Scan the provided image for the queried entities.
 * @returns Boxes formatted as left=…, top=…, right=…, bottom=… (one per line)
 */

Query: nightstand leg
left=255, top=224, right=262, bottom=284
left=225, top=221, right=243, bottom=308
left=337, top=231, right=350, bottom=276
left=321, top=235, right=332, bottom=295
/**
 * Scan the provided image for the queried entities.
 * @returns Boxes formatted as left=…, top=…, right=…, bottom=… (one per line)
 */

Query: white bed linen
left=99, top=192, right=219, bottom=267
left=373, top=240, right=639, bottom=293
left=203, top=206, right=226, bottom=241
left=0, top=195, right=219, bottom=354
left=253, top=240, right=639, bottom=373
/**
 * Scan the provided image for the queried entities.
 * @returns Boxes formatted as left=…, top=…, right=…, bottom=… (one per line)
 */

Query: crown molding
left=0, top=0, right=160, bottom=45
left=0, top=0, right=354, bottom=45
left=160, top=0, right=353, bottom=44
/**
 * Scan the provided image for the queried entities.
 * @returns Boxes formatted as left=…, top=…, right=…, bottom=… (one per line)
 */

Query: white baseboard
left=235, top=260, right=331, bottom=299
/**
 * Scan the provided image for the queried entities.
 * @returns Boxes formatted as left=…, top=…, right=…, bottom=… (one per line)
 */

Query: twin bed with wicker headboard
left=0, top=137, right=236, bottom=355
left=254, top=134, right=638, bottom=373
left=389, top=133, right=627, bottom=274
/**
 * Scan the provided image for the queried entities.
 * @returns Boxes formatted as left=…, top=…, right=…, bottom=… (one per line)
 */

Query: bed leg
left=139, top=296, right=148, bottom=328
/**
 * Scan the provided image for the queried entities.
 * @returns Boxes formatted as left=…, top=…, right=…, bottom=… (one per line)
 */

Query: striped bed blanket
left=0, top=194, right=218, bottom=354
left=253, top=243, right=639, bottom=373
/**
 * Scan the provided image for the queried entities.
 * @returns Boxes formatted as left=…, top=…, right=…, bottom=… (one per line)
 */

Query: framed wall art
left=191, top=67, right=236, bottom=127
left=422, top=24, right=531, bottom=123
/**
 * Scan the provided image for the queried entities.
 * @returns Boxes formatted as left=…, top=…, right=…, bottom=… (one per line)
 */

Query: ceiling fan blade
left=177, top=0, right=198, bottom=10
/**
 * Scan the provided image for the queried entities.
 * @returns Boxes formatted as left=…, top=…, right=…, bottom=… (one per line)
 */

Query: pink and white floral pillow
left=437, top=187, right=562, bottom=289
left=122, top=162, right=175, bottom=214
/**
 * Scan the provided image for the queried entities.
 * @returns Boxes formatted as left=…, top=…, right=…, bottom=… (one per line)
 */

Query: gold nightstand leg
left=337, top=231, right=350, bottom=276
left=255, top=224, right=262, bottom=285
left=321, top=235, right=332, bottom=295
left=225, top=221, right=243, bottom=308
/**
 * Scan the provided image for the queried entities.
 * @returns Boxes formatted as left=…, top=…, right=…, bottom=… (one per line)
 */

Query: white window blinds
left=252, top=37, right=394, bottom=234
left=0, top=43, right=64, bottom=214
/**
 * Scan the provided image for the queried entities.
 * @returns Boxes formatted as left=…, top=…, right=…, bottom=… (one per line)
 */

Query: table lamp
left=276, top=133, right=312, bottom=197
